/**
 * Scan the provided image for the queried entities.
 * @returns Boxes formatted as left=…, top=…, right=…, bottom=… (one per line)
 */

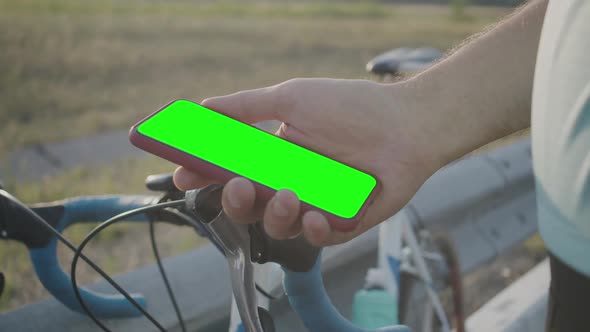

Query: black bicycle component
left=0, top=271, right=5, bottom=298
left=185, top=185, right=223, bottom=223
left=185, top=184, right=320, bottom=272
left=258, top=307, right=275, bottom=332
left=366, top=47, right=410, bottom=76
left=366, top=47, right=442, bottom=77
left=0, top=191, right=65, bottom=248
left=145, top=173, right=195, bottom=226
left=145, top=173, right=181, bottom=193
left=249, top=222, right=319, bottom=273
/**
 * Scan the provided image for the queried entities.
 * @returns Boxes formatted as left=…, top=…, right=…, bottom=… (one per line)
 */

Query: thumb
left=201, top=84, right=288, bottom=124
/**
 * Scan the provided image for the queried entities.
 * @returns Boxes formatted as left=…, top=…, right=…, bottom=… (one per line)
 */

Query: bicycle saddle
left=366, top=47, right=442, bottom=76
left=366, top=47, right=412, bottom=76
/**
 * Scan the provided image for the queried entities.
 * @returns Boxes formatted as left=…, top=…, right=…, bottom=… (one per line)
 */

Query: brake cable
left=149, top=209, right=189, bottom=332
left=70, top=200, right=185, bottom=332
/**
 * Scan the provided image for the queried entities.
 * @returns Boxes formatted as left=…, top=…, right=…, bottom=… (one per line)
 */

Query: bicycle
left=0, top=131, right=539, bottom=332
left=0, top=170, right=415, bottom=331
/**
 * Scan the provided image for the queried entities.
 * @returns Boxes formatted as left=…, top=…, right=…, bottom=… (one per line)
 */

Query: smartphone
left=129, top=99, right=379, bottom=232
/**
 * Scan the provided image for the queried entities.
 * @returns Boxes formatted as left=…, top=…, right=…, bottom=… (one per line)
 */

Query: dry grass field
left=0, top=0, right=517, bottom=313
left=0, top=0, right=510, bottom=156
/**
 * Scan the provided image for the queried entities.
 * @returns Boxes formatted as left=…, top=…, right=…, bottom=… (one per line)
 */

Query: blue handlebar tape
left=283, top=254, right=410, bottom=332
left=58, top=196, right=155, bottom=230
left=30, top=247, right=147, bottom=317
left=31, top=196, right=155, bottom=318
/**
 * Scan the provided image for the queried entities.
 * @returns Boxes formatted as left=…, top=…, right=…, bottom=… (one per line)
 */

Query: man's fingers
left=174, top=165, right=359, bottom=246
left=201, top=84, right=289, bottom=124
left=263, top=190, right=301, bottom=240
left=221, top=177, right=259, bottom=224
left=173, top=167, right=216, bottom=191
left=301, top=211, right=332, bottom=246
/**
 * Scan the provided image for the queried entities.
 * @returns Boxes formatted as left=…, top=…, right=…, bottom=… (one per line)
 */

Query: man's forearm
left=396, top=0, right=548, bottom=167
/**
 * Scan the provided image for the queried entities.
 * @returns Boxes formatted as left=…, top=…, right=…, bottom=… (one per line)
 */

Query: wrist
left=399, top=75, right=467, bottom=167
left=391, top=72, right=527, bottom=169
left=377, top=79, right=453, bottom=174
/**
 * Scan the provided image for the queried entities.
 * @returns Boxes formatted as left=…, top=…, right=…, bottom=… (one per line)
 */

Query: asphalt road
left=1, top=121, right=281, bottom=182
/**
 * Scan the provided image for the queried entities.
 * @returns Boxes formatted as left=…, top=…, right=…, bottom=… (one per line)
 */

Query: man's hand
left=173, top=78, right=441, bottom=246
left=174, top=1, right=546, bottom=247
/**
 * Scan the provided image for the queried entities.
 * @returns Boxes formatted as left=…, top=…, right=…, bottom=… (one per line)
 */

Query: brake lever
left=186, top=184, right=321, bottom=332
left=186, top=185, right=264, bottom=332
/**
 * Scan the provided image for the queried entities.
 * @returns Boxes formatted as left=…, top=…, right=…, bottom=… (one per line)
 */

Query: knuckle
left=235, top=90, right=252, bottom=119
left=272, top=80, right=300, bottom=117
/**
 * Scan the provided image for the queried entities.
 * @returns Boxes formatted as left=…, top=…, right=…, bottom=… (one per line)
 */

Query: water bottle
left=352, top=268, right=399, bottom=328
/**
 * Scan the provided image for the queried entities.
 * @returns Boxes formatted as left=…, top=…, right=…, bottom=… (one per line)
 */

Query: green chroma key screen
left=137, top=99, right=377, bottom=218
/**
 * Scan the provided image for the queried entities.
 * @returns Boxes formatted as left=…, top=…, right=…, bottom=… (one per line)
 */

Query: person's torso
left=532, top=0, right=590, bottom=275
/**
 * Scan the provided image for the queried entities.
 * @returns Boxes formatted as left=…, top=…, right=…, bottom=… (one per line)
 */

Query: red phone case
left=129, top=100, right=380, bottom=232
